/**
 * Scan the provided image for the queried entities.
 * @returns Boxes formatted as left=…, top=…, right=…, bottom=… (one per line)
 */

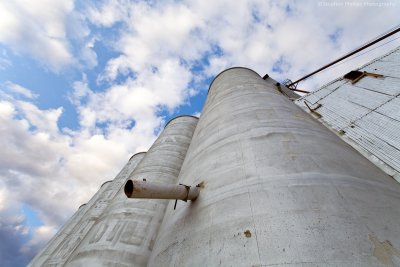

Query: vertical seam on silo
left=239, top=137, right=262, bottom=264
left=247, top=191, right=261, bottom=265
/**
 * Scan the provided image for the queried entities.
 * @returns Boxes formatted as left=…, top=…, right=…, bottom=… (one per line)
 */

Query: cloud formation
left=0, top=0, right=99, bottom=71
left=0, top=0, right=399, bottom=266
left=0, top=0, right=75, bottom=70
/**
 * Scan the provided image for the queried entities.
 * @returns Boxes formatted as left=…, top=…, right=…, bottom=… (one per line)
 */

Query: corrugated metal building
left=295, top=46, right=400, bottom=182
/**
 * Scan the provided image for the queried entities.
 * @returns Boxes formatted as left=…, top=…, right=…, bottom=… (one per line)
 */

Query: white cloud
left=71, top=78, right=91, bottom=105
left=87, top=59, right=192, bottom=132
left=0, top=182, right=9, bottom=212
left=0, top=100, right=15, bottom=118
left=0, top=0, right=76, bottom=70
left=176, top=0, right=400, bottom=89
left=0, top=0, right=98, bottom=71
left=0, top=93, right=155, bottom=244
left=86, top=0, right=129, bottom=27
left=26, top=225, right=56, bottom=248
left=4, top=82, right=38, bottom=99
left=1, top=1, right=400, bottom=266
left=98, top=2, right=205, bottom=80
left=0, top=49, right=12, bottom=70
left=79, top=37, right=98, bottom=69
left=98, top=0, right=399, bottom=90
left=20, top=225, right=55, bottom=256
left=0, top=53, right=195, bottom=265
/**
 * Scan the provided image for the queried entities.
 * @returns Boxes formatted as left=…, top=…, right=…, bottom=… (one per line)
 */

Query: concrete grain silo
left=28, top=152, right=145, bottom=266
left=148, top=68, right=400, bottom=266
left=30, top=61, right=400, bottom=267
left=65, top=115, right=198, bottom=266
left=28, top=202, right=88, bottom=267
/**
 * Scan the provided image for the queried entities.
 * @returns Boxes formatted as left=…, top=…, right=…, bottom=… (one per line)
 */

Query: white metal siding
left=295, top=46, right=400, bottom=182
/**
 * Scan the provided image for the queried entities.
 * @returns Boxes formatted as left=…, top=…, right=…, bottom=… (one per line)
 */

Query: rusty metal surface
left=295, top=46, right=400, bottom=182
left=148, top=67, right=400, bottom=266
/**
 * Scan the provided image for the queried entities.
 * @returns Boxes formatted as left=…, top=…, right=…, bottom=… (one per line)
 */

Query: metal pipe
left=64, top=116, right=198, bottom=267
left=148, top=67, right=400, bottom=267
left=124, top=180, right=200, bottom=201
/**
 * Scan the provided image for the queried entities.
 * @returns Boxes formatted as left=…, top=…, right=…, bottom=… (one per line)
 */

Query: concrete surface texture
left=148, top=68, right=400, bottom=266
left=28, top=152, right=145, bottom=267
left=28, top=201, right=88, bottom=267
left=65, top=116, right=198, bottom=267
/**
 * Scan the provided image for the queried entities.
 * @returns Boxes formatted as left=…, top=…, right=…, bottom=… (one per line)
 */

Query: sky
left=0, top=0, right=399, bottom=266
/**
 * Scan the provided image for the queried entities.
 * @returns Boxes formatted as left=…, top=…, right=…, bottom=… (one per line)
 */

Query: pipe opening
left=124, top=180, right=134, bottom=198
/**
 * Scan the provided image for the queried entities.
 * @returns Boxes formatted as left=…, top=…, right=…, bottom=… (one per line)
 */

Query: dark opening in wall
left=343, top=70, right=363, bottom=81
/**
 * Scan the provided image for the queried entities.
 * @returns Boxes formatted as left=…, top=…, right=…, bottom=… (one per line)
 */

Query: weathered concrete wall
left=149, top=68, right=400, bottom=266
left=28, top=203, right=88, bottom=267
left=29, top=153, right=145, bottom=267
left=65, top=116, right=198, bottom=267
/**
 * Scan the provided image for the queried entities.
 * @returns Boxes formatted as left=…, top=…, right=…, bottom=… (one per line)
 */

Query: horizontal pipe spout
left=124, top=180, right=200, bottom=201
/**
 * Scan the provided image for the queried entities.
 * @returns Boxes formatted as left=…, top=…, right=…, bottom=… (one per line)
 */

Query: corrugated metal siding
left=295, top=46, right=400, bottom=182
left=376, top=97, right=400, bottom=120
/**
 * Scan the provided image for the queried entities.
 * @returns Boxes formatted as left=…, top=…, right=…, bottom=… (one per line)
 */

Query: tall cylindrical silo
left=65, top=115, right=198, bottom=267
left=28, top=203, right=87, bottom=267
left=149, top=68, right=400, bottom=266
left=29, top=152, right=145, bottom=267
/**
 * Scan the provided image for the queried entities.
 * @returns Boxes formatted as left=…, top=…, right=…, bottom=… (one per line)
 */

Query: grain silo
left=30, top=53, right=400, bottom=266
left=64, top=115, right=198, bottom=266
left=148, top=68, right=400, bottom=266
left=28, top=153, right=145, bottom=266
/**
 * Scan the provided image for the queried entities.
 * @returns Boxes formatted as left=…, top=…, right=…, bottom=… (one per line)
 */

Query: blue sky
left=0, top=0, right=399, bottom=266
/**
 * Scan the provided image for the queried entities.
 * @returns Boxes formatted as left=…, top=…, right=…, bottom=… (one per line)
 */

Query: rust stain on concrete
left=197, top=181, right=205, bottom=189
left=369, top=234, right=400, bottom=266
left=244, top=230, right=251, bottom=238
